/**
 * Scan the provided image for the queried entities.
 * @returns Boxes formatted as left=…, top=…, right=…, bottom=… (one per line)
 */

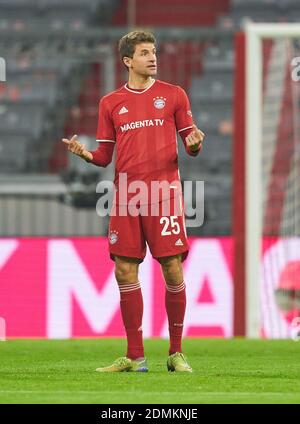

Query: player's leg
left=141, top=197, right=192, bottom=372
left=96, top=255, right=147, bottom=372
left=110, top=211, right=146, bottom=361
left=141, top=196, right=189, bottom=357
left=159, top=254, right=192, bottom=372
left=159, top=254, right=186, bottom=356
left=114, top=255, right=146, bottom=361
left=142, top=196, right=189, bottom=354
left=96, top=209, right=148, bottom=372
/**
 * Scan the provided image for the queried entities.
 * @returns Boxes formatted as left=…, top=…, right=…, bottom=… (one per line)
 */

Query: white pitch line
left=0, top=390, right=298, bottom=396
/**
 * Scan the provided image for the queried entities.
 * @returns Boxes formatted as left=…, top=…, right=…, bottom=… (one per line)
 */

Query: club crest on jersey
left=153, top=96, right=166, bottom=109
left=109, top=230, right=118, bottom=244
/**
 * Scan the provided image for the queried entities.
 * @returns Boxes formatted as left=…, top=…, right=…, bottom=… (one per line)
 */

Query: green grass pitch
left=0, top=338, right=300, bottom=404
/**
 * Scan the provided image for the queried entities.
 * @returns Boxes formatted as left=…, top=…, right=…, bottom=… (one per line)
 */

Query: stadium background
left=0, top=0, right=299, bottom=341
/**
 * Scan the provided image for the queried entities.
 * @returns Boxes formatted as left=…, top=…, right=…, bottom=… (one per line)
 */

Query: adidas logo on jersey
left=118, top=106, right=128, bottom=115
left=175, top=238, right=183, bottom=246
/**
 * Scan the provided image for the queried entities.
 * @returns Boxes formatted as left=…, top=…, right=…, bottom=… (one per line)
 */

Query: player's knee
left=160, top=255, right=183, bottom=284
left=115, top=264, right=136, bottom=283
left=114, top=258, right=139, bottom=284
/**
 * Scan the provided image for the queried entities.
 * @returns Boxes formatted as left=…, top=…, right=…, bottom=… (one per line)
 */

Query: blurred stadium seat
left=1, top=0, right=300, bottom=237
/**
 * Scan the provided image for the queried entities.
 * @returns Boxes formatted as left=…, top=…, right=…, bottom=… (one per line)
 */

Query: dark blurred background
left=0, top=0, right=298, bottom=238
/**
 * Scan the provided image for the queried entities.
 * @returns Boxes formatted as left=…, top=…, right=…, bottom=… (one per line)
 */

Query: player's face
left=129, top=43, right=157, bottom=76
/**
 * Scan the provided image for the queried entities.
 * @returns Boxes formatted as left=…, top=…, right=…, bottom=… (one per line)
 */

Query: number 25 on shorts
left=160, top=216, right=180, bottom=236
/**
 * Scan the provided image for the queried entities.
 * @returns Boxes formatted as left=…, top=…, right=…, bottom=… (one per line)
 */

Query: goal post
left=234, top=23, right=300, bottom=338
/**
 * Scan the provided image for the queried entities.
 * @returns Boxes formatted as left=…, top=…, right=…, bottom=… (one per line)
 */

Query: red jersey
left=95, top=79, right=195, bottom=204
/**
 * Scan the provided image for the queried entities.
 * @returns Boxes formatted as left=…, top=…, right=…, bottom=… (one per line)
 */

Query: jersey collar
left=124, top=78, right=156, bottom=94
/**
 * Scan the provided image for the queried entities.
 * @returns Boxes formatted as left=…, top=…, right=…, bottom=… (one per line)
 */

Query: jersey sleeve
left=174, top=85, right=194, bottom=134
left=87, top=142, right=115, bottom=167
left=96, top=97, right=116, bottom=143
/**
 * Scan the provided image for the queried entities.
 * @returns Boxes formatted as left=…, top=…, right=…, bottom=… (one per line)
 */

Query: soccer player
left=62, top=31, right=204, bottom=373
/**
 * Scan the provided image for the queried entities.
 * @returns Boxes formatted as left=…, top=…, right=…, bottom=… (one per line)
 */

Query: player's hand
left=62, top=135, right=93, bottom=161
left=186, top=124, right=205, bottom=152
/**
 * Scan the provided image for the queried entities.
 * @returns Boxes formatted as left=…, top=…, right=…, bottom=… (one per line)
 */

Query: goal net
left=234, top=23, right=300, bottom=338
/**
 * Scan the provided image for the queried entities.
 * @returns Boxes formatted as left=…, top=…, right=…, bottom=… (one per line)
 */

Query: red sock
left=119, top=282, right=144, bottom=360
left=165, top=281, right=186, bottom=355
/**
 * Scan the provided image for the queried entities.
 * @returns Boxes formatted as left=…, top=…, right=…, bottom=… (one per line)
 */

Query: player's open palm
left=62, top=134, right=92, bottom=161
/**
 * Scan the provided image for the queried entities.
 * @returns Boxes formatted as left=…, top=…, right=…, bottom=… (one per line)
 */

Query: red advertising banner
left=0, top=237, right=234, bottom=338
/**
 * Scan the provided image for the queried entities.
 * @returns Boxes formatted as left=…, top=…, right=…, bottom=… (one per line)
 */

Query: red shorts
left=108, top=195, right=189, bottom=263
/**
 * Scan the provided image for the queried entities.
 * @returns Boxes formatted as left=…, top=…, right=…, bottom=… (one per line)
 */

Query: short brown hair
left=118, top=30, right=156, bottom=63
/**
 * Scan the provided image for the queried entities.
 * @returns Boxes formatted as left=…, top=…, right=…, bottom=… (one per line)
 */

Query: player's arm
left=87, top=141, right=114, bottom=167
left=175, top=86, right=205, bottom=156
left=62, top=97, right=116, bottom=167
left=62, top=135, right=92, bottom=161
left=179, top=124, right=204, bottom=156
left=61, top=135, right=114, bottom=167
left=91, top=97, right=116, bottom=166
